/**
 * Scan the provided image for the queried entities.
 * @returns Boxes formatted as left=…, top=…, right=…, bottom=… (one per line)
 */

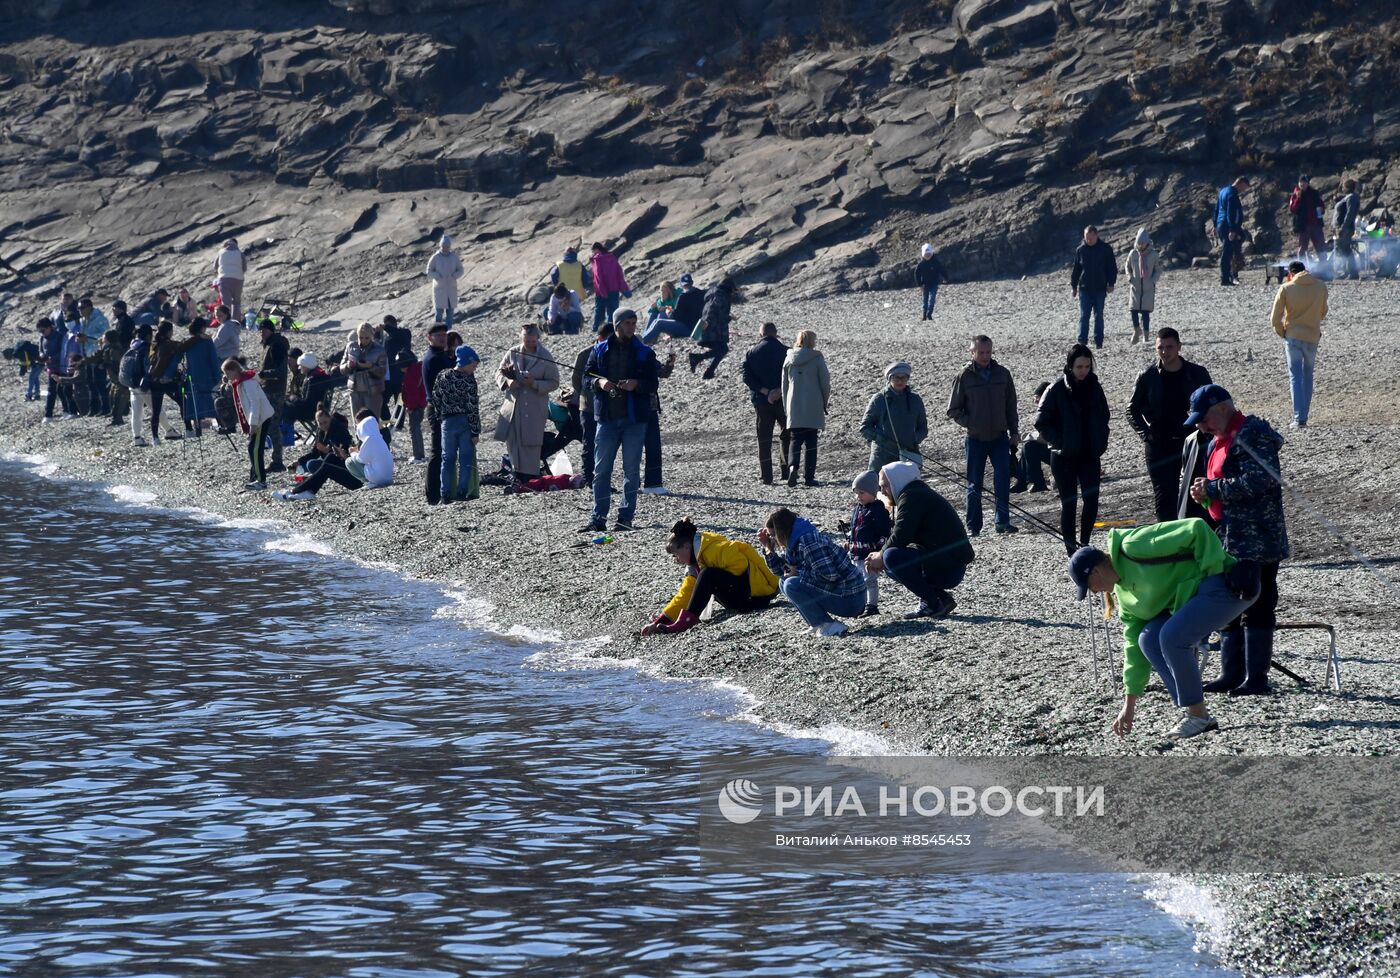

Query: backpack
left=118, top=345, right=146, bottom=389
left=214, top=386, right=237, bottom=432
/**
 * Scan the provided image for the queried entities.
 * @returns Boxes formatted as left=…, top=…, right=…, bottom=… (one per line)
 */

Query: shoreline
left=5, top=270, right=1398, bottom=975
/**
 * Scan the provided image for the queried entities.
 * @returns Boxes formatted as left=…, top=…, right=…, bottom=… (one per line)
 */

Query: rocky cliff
left=2, top=0, right=1398, bottom=313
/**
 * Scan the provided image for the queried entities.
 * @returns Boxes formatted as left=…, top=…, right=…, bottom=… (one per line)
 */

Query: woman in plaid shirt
left=759, top=507, right=867, bottom=638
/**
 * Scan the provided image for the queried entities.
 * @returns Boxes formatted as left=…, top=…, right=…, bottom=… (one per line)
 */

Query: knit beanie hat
left=885, top=360, right=912, bottom=379
left=852, top=470, right=880, bottom=496
left=921, top=243, right=933, bottom=257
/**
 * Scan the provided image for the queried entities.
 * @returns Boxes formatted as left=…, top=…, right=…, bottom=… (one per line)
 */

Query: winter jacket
left=382, top=322, right=415, bottom=385
left=673, top=286, right=705, bottom=329
left=1199, top=415, right=1289, bottom=563
left=741, top=336, right=789, bottom=407
left=1270, top=271, right=1327, bottom=344
left=287, top=368, right=336, bottom=423
left=1033, top=373, right=1110, bottom=461
left=548, top=290, right=582, bottom=321
left=1336, top=192, right=1360, bottom=233
left=215, top=245, right=246, bottom=280
left=76, top=309, right=109, bottom=355
left=230, top=370, right=275, bottom=431
left=342, top=338, right=385, bottom=397
left=212, top=319, right=240, bottom=361
left=120, top=337, right=150, bottom=389
left=848, top=499, right=891, bottom=559
left=768, top=518, right=865, bottom=599
left=583, top=334, right=659, bottom=423
left=432, top=368, right=481, bottom=437
left=1071, top=240, right=1117, bottom=294
left=1215, top=185, right=1244, bottom=231
left=1124, top=247, right=1161, bottom=312
left=351, top=414, right=394, bottom=486
left=589, top=250, right=630, bottom=298
left=180, top=336, right=223, bottom=410
left=401, top=360, right=428, bottom=412
left=259, top=331, right=291, bottom=396
left=886, top=477, right=975, bottom=568
left=150, top=335, right=198, bottom=383
left=661, top=531, right=779, bottom=622
left=173, top=293, right=198, bottom=326
left=421, top=347, right=454, bottom=417
left=1108, top=519, right=1236, bottom=696
left=861, top=386, right=928, bottom=459
left=427, top=250, right=465, bottom=309
left=1289, top=185, right=1325, bottom=232
left=113, top=312, right=135, bottom=350
left=1127, top=359, right=1212, bottom=443
left=40, top=330, right=65, bottom=373
left=695, top=280, right=734, bottom=348
left=551, top=250, right=591, bottom=297
left=915, top=255, right=946, bottom=287
left=99, top=342, right=123, bottom=384
left=781, top=347, right=830, bottom=430
left=947, top=360, right=1019, bottom=442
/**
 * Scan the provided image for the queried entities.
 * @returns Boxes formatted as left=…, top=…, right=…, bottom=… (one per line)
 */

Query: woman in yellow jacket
left=641, top=518, right=780, bottom=635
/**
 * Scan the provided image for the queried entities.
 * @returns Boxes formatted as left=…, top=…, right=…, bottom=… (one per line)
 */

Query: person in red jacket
left=399, top=358, right=429, bottom=463
left=588, top=242, right=632, bottom=330
left=1288, top=175, right=1325, bottom=260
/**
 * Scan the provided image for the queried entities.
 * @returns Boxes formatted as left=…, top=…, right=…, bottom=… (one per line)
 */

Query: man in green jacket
left=1069, top=519, right=1256, bottom=740
left=865, top=461, right=974, bottom=619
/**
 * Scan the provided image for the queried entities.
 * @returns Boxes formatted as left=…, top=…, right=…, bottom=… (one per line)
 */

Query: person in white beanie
left=1125, top=228, right=1161, bottom=344
left=426, top=235, right=465, bottom=325
left=863, top=461, right=974, bottom=619
left=914, top=243, right=947, bottom=321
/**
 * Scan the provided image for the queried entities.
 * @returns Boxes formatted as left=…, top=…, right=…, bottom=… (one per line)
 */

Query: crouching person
left=864, top=461, right=974, bottom=620
left=276, top=410, right=394, bottom=501
left=222, top=357, right=277, bottom=489
left=759, top=507, right=867, bottom=638
left=1068, top=518, right=1258, bottom=741
left=641, top=518, right=778, bottom=635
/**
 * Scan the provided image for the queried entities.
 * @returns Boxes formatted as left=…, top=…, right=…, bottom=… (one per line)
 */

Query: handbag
left=884, top=397, right=923, bottom=468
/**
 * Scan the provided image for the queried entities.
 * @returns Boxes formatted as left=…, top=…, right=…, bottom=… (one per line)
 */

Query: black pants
left=695, top=342, right=728, bottom=378
left=45, top=375, right=77, bottom=417
left=301, top=455, right=363, bottom=495
left=754, top=401, right=790, bottom=483
left=1145, top=439, right=1213, bottom=524
left=581, top=411, right=596, bottom=487
left=149, top=380, right=179, bottom=439
left=425, top=409, right=444, bottom=503
left=84, top=361, right=109, bottom=414
left=247, top=419, right=271, bottom=483
left=1014, top=439, right=1050, bottom=490
left=787, top=428, right=818, bottom=482
left=1225, top=560, right=1279, bottom=632
left=689, top=566, right=772, bottom=616
left=1050, top=455, right=1101, bottom=555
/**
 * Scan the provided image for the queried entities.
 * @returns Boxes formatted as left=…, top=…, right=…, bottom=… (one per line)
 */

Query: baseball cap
left=679, top=273, right=693, bottom=286
left=1183, top=383, right=1232, bottom=429
left=1068, top=546, right=1105, bottom=600
left=455, top=345, right=479, bottom=367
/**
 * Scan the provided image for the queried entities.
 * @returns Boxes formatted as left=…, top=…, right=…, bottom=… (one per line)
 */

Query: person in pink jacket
left=589, top=242, right=632, bottom=329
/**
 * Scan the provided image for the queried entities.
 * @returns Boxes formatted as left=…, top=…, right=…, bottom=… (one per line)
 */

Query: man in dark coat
left=257, top=320, right=290, bottom=471
left=687, top=277, right=733, bottom=380
left=864, top=461, right=974, bottom=620
left=421, top=324, right=454, bottom=504
left=1070, top=225, right=1117, bottom=348
left=1215, top=176, right=1248, bottom=286
left=1186, top=384, right=1289, bottom=697
left=914, top=244, right=948, bottom=320
left=1127, top=327, right=1213, bottom=522
left=740, top=322, right=790, bottom=484
left=1288, top=175, right=1325, bottom=259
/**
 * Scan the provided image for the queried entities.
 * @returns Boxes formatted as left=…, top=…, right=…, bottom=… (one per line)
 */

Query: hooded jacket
left=427, top=248, right=465, bottom=307
left=1124, top=231, right=1161, bottom=312
left=1108, top=519, right=1235, bottom=696
left=695, top=279, right=734, bottom=348
left=180, top=334, right=223, bottom=406
left=661, top=531, right=779, bottom=622
left=551, top=249, right=591, bottom=297
left=589, top=249, right=630, bottom=298
left=781, top=346, right=831, bottom=430
left=1033, top=361, right=1110, bottom=461
left=1270, top=271, right=1327, bottom=344
left=1200, top=415, right=1289, bottom=563
left=351, top=415, right=394, bottom=486
left=771, top=517, right=866, bottom=599
left=882, top=463, right=974, bottom=565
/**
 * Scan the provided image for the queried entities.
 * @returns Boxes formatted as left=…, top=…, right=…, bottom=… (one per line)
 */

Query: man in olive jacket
left=865, top=461, right=973, bottom=620
left=946, top=335, right=1019, bottom=535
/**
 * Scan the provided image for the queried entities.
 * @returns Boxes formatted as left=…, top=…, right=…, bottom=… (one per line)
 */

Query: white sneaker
left=151, top=435, right=162, bottom=445
left=817, top=621, right=850, bottom=638
left=41, top=417, right=55, bottom=424
left=1166, top=713, right=1219, bottom=740
left=63, top=413, right=79, bottom=420
left=642, top=486, right=671, bottom=496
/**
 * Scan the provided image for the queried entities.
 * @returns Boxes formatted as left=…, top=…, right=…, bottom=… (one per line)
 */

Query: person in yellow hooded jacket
left=642, top=518, right=779, bottom=635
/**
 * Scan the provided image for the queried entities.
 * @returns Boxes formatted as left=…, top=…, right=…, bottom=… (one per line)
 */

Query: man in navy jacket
left=1215, top=176, right=1248, bottom=286
left=581, top=309, right=658, bottom=533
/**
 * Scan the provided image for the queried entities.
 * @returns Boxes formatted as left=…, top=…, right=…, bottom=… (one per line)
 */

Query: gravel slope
left=4, top=268, right=1397, bottom=976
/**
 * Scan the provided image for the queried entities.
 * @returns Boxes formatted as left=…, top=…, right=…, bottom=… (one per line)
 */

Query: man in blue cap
left=581, top=308, right=659, bottom=532
left=1184, top=383, right=1289, bottom=696
left=429, top=344, right=482, bottom=503
left=1068, top=517, right=1256, bottom=739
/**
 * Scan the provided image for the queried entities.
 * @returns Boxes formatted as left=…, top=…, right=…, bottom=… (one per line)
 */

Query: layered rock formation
left=1, top=0, right=1398, bottom=314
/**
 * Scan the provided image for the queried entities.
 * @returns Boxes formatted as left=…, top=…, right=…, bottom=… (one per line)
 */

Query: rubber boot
left=1202, top=627, right=1245, bottom=693
left=1229, top=627, right=1275, bottom=696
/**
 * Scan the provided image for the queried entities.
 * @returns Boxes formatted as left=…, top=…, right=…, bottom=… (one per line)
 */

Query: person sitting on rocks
left=641, top=518, right=779, bottom=636
left=671, top=273, right=705, bottom=332
left=687, top=276, right=734, bottom=380
left=284, top=352, right=336, bottom=428
left=864, top=461, right=973, bottom=620
left=550, top=245, right=592, bottom=304
left=1069, top=518, right=1258, bottom=740
left=758, top=507, right=867, bottom=638
left=641, top=280, right=690, bottom=344
left=291, top=406, right=352, bottom=477
left=277, top=410, right=394, bottom=501
left=546, top=284, right=584, bottom=335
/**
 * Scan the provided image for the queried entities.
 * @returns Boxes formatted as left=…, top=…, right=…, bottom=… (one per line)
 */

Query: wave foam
left=263, top=532, right=337, bottom=557
left=2, top=451, right=60, bottom=478
left=1142, top=876, right=1233, bottom=955
left=108, top=485, right=158, bottom=506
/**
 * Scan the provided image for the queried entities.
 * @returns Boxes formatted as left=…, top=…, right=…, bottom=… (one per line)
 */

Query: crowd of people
left=6, top=212, right=1327, bottom=741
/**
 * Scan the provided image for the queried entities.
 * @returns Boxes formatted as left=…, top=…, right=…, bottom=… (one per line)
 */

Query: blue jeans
left=548, top=310, right=583, bottom=335
left=1077, top=290, right=1106, bottom=346
left=781, top=576, right=865, bottom=628
left=965, top=433, right=1011, bottom=532
left=1217, top=224, right=1237, bottom=284
left=641, top=318, right=692, bottom=345
left=921, top=284, right=938, bottom=318
left=882, top=547, right=967, bottom=608
left=593, top=293, right=620, bottom=329
left=25, top=363, right=41, bottom=399
left=1284, top=338, right=1317, bottom=424
left=440, top=415, right=476, bottom=500
left=592, top=419, right=646, bottom=524
left=1136, top=574, right=1255, bottom=708
left=434, top=301, right=454, bottom=325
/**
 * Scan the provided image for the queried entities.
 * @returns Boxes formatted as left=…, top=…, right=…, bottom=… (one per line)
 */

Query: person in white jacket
left=276, top=410, right=394, bottom=500
left=223, top=357, right=276, bottom=490
left=214, top=239, right=247, bottom=320
left=426, top=235, right=465, bottom=325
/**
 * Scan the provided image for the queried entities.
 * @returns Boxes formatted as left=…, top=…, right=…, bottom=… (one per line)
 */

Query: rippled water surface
left=0, top=463, right=1236, bottom=977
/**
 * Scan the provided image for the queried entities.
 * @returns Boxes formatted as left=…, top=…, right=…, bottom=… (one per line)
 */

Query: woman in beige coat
left=495, top=323, right=560, bottom=481
left=780, top=329, right=831, bottom=487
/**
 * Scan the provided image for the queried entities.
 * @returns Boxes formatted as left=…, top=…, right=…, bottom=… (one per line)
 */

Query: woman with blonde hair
left=343, top=322, right=387, bottom=418
left=780, top=329, right=831, bottom=487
